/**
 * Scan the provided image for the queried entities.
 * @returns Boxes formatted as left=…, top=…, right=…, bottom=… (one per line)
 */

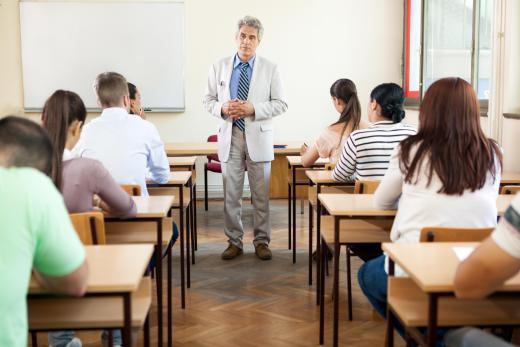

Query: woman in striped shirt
left=332, top=83, right=416, bottom=182
left=332, top=83, right=416, bottom=262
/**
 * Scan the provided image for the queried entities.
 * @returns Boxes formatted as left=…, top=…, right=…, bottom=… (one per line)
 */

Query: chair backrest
left=207, top=134, right=220, bottom=163
left=70, top=211, right=106, bottom=245
left=121, top=184, right=142, bottom=196
left=353, top=180, right=380, bottom=194
left=324, top=163, right=336, bottom=171
left=500, top=185, right=520, bottom=195
left=419, top=227, right=494, bottom=242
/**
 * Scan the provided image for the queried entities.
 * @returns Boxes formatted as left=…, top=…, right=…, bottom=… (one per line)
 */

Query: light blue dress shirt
left=229, top=53, right=255, bottom=100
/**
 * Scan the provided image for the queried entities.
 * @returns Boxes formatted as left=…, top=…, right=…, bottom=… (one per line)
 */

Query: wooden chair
left=353, top=180, right=380, bottom=194
left=70, top=211, right=106, bottom=245
left=204, top=134, right=221, bottom=210
left=121, top=184, right=142, bottom=196
left=420, top=227, right=494, bottom=242
left=501, top=185, right=520, bottom=195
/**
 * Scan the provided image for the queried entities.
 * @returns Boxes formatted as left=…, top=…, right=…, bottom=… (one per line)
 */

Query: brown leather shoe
left=255, top=243, right=272, bottom=260
left=221, top=243, right=243, bottom=260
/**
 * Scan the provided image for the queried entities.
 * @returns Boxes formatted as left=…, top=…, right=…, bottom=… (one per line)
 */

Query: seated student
left=74, top=72, right=169, bottom=195
left=0, top=116, right=88, bottom=347
left=42, top=90, right=136, bottom=347
left=443, top=195, right=520, bottom=347
left=332, top=82, right=416, bottom=182
left=128, top=82, right=146, bottom=119
left=358, top=77, right=502, bottom=339
left=332, top=83, right=416, bottom=261
left=300, top=79, right=368, bottom=167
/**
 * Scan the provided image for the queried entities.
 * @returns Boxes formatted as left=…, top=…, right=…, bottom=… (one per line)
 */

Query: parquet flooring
left=34, top=199, right=402, bottom=346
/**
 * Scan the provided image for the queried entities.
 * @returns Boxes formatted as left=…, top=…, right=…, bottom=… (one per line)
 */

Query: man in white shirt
left=74, top=72, right=169, bottom=195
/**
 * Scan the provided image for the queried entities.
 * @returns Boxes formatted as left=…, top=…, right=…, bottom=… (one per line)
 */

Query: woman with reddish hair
left=358, top=77, right=502, bottom=339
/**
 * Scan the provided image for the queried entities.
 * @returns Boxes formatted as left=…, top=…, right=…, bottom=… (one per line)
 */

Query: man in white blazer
left=203, top=15, right=288, bottom=260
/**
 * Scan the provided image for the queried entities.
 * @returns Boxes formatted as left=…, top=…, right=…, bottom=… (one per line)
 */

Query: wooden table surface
left=286, top=156, right=329, bottom=167
left=165, top=141, right=302, bottom=157
left=383, top=242, right=520, bottom=292
left=319, top=193, right=513, bottom=217
left=306, top=170, right=337, bottom=184
left=168, top=156, right=197, bottom=166
left=29, top=244, right=154, bottom=294
left=128, top=195, right=174, bottom=218
left=501, top=172, right=520, bottom=185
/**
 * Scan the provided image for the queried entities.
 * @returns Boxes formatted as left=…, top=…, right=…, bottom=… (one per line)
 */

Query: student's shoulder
left=3, top=167, right=59, bottom=202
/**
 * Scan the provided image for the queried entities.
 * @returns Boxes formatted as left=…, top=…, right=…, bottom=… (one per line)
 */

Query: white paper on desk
left=453, top=246, right=475, bottom=261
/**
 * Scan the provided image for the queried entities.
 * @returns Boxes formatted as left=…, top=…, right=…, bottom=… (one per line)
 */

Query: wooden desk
left=105, top=196, right=172, bottom=347
left=501, top=172, right=520, bottom=185
left=306, top=170, right=353, bottom=288
left=148, top=171, right=193, bottom=311
left=165, top=141, right=302, bottom=198
left=286, top=156, right=329, bottom=263
left=29, top=244, right=154, bottom=347
left=317, top=193, right=514, bottom=347
left=168, top=156, right=197, bottom=169
left=383, top=242, right=520, bottom=347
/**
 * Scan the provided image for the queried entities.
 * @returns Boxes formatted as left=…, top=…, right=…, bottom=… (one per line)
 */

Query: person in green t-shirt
left=0, top=116, right=88, bottom=347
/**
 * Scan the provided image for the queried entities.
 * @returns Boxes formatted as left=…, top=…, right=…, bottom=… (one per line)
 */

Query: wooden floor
left=35, top=199, right=402, bottom=347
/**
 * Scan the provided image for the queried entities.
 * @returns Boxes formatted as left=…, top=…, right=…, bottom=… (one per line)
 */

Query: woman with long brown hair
left=300, top=79, right=368, bottom=166
left=358, top=77, right=502, bottom=339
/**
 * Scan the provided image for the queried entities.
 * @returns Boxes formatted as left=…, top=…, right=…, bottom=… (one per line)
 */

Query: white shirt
left=375, top=144, right=501, bottom=275
left=492, top=194, right=520, bottom=259
left=73, top=107, right=169, bottom=195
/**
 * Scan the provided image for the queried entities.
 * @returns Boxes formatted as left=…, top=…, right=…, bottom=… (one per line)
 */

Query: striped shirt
left=332, top=120, right=417, bottom=181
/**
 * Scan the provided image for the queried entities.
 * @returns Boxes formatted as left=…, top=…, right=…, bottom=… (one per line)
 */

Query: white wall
left=0, top=0, right=406, bottom=191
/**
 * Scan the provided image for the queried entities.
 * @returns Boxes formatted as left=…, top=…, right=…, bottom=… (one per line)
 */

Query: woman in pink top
left=42, top=90, right=136, bottom=347
left=300, top=79, right=368, bottom=167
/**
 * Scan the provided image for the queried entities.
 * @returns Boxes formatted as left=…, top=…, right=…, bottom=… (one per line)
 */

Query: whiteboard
left=19, top=1, right=184, bottom=112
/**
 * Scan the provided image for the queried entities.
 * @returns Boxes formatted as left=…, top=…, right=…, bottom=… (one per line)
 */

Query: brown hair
left=399, top=77, right=502, bottom=195
left=94, top=72, right=129, bottom=108
left=329, top=79, right=361, bottom=147
left=0, top=116, right=53, bottom=176
left=41, top=90, right=87, bottom=190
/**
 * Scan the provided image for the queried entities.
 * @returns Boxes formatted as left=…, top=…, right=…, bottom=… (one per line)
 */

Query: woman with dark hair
left=128, top=82, right=146, bottom=119
left=42, top=90, right=136, bottom=347
left=300, top=79, right=368, bottom=167
left=358, top=77, right=502, bottom=339
left=332, top=82, right=416, bottom=182
left=332, top=82, right=416, bottom=262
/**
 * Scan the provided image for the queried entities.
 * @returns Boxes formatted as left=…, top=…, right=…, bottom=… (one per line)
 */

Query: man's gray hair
left=237, top=15, right=264, bottom=40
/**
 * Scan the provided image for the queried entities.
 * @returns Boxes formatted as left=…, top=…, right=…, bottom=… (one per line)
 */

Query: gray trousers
left=221, top=126, right=271, bottom=249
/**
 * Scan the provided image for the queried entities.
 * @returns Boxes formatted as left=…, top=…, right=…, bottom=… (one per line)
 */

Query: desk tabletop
left=166, top=171, right=191, bottom=185
left=318, top=194, right=513, bottom=217
left=306, top=170, right=336, bottom=183
left=286, top=156, right=329, bottom=167
left=128, top=196, right=173, bottom=218
left=383, top=242, right=520, bottom=292
left=501, top=172, right=520, bottom=185
left=29, top=244, right=153, bottom=294
left=165, top=141, right=302, bottom=156
left=168, top=156, right=197, bottom=166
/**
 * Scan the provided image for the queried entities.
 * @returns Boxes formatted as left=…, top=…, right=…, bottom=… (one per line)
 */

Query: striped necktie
left=233, top=62, right=250, bottom=131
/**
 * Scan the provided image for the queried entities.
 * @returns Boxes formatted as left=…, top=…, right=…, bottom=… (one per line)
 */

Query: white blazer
left=203, top=55, right=288, bottom=162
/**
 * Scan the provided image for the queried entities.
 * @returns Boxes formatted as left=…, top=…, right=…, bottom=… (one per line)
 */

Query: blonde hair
left=93, top=72, right=129, bottom=107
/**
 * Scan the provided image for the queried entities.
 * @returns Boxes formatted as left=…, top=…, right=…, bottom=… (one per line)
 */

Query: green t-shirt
left=0, top=167, right=86, bottom=347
